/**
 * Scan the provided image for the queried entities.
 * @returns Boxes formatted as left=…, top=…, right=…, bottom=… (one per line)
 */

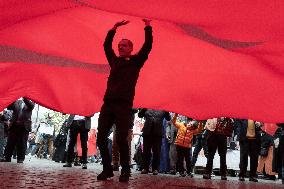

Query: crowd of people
left=1, top=105, right=284, bottom=185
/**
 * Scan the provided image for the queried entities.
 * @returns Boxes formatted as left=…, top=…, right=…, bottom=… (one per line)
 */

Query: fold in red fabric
left=1, top=1, right=284, bottom=123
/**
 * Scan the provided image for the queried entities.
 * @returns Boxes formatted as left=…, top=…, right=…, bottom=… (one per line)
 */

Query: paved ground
left=0, top=157, right=283, bottom=189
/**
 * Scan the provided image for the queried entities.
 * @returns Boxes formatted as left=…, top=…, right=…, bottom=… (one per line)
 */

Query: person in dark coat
left=96, top=19, right=153, bottom=182
left=1, top=98, right=35, bottom=163
left=166, top=120, right=178, bottom=175
left=235, top=119, right=261, bottom=182
left=257, top=130, right=276, bottom=180
left=0, top=110, right=10, bottom=160
left=203, top=117, right=234, bottom=180
left=274, top=123, right=284, bottom=184
left=52, top=119, right=69, bottom=163
left=159, top=119, right=171, bottom=173
left=63, top=115, right=91, bottom=169
left=190, top=120, right=208, bottom=175
left=138, top=108, right=171, bottom=175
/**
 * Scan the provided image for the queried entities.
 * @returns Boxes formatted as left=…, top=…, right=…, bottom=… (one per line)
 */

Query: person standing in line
left=190, top=120, right=208, bottom=175
left=172, top=113, right=203, bottom=177
left=63, top=115, right=91, bottom=169
left=166, top=119, right=178, bottom=175
left=138, top=108, right=171, bottom=175
left=1, top=98, right=35, bottom=163
left=203, top=117, right=234, bottom=180
left=0, top=111, right=9, bottom=160
left=235, top=119, right=261, bottom=182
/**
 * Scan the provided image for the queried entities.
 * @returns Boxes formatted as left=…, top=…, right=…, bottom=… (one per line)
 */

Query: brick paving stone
left=0, top=157, right=283, bottom=189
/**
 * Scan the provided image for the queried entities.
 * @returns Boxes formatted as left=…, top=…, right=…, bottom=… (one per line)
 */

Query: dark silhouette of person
left=96, top=19, right=153, bottom=182
left=2, top=98, right=34, bottom=163
left=63, top=115, right=91, bottom=169
left=138, top=108, right=171, bottom=175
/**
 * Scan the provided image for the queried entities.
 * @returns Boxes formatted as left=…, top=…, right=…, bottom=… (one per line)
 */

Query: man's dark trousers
left=66, top=120, right=89, bottom=164
left=206, top=133, right=227, bottom=176
left=97, top=101, right=132, bottom=173
left=142, top=135, right=162, bottom=171
left=176, top=145, right=191, bottom=173
left=191, top=135, right=208, bottom=170
left=239, top=139, right=259, bottom=177
left=5, top=125, right=29, bottom=161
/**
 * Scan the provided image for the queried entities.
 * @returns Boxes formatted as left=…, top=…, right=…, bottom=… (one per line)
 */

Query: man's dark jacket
left=234, top=119, right=261, bottom=142
left=7, top=98, right=35, bottom=132
left=103, top=26, right=153, bottom=104
left=138, top=109, right=171, bottom=137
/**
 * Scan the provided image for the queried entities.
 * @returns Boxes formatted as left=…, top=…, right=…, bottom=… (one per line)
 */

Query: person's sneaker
left=203, top=174, right=211, bottom=179
left=180, top=172, right=186, bottom=177
left=221, top=175, right=227, bottom=180
left=97, top=170, right=114, bottom=180
left=249, top=177, right=258, bottom=182
left=63, top=163, right=72, bottom=167
left=152, top=170, right=159, bottom=175
left=119, top=171, right=130, bottom=182
left=239, top=176, right=245, bottom=181
left=82, top=163, right=87, bottom=169
left=112, top=164, right=119, bottom=171
left=17, top=160, right=24, bottom=163
left=141, top=169, right=149, bottom=174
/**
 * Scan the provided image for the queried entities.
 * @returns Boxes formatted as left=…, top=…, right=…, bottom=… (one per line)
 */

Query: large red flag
left=1, top=1, right=284, bottom=122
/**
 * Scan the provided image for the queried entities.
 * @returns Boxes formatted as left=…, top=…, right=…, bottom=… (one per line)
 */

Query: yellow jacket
left=172, top=114, right=203, bottom=148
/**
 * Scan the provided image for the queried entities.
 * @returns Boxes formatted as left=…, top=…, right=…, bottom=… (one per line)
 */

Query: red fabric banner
left=1, top=1, right=284, bottom=123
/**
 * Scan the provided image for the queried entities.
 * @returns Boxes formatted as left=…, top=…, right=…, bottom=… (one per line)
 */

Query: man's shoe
left=169, top=170, right=176, bottom=175
left=221, top=175, right=227, bottom=180
left=63, top=163, right=72, bottom=167
left=119, top=171, right=130, bottom=182
left=0, top=158, right=11, bottom=162
left=112, top=164, right=119, bottom=171
left=249, top=177, right=258, bottom=182
left=141, top=169, right=149, bottom=174
left=82, top=163, right=87, bottom=169
left=152, top=170, right=159, bottom=175
left=17, top=160, right=24, bottom=163
left=203, top=174, right=211, bottom=179
left=97, top=171, right=114, bottom=180
left=239, top=176, right=245, bottom=181
left=74, top=161, right=81, bottom=166
left=180, top=172, right=186, bottom=177
left=187, top=172, right=194, bottom=178
left=263, top=175, right=276, bottom=180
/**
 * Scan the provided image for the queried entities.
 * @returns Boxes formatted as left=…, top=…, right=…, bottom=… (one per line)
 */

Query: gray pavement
left=0, top=157, right=283, bottom=189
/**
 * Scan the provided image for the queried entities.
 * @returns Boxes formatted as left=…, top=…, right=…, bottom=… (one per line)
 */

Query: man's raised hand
left=142, top=19, right=152, bottom=26
left=112, top=20, right=130, bottom=30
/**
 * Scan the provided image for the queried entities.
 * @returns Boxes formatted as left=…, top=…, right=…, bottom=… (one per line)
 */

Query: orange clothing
left=172, top=115, right=202, bottom=148
left=257, top=146, right=276, bottom=175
